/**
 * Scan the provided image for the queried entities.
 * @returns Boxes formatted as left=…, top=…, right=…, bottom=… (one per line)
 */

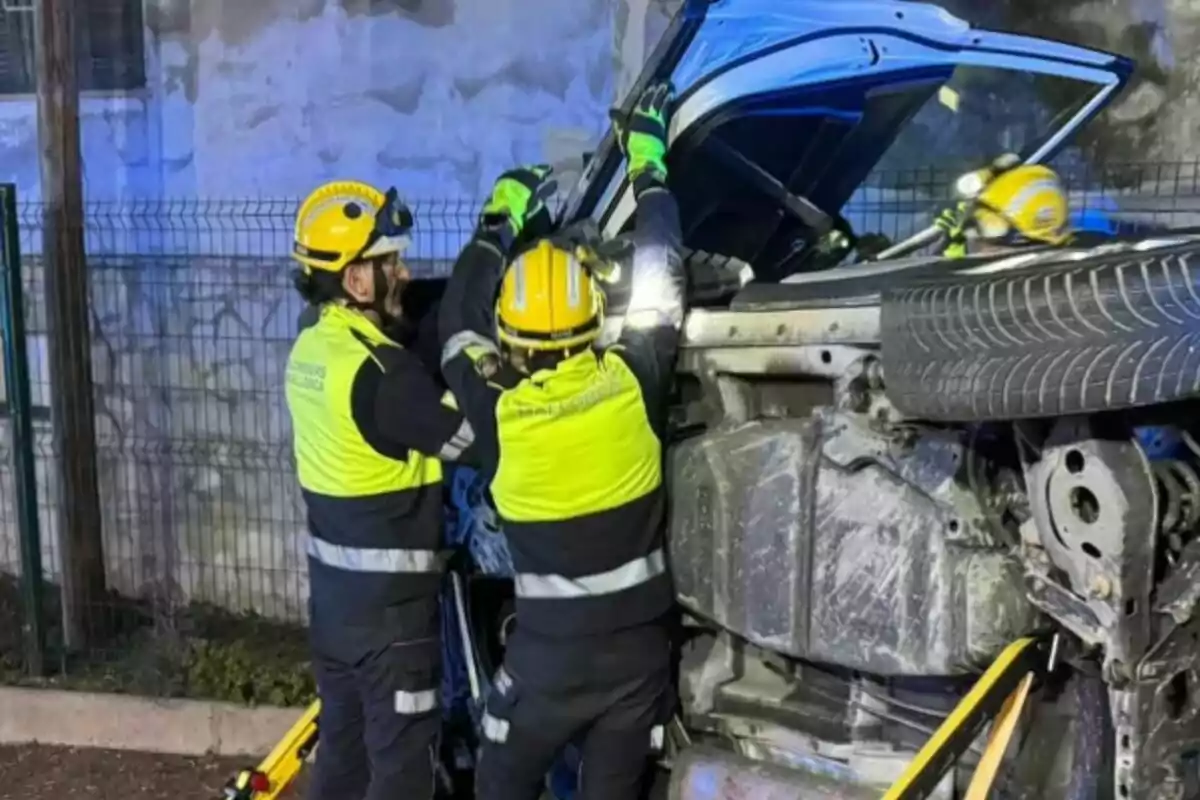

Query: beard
left=381, top=274, right=409, bottom=321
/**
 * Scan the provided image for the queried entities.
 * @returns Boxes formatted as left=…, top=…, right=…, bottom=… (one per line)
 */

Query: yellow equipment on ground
left=221, top=635, right=1053, bottom=799
left=223, top=700, right=320, bottom=800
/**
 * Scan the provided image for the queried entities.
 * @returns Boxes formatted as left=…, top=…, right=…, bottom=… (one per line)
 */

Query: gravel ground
left=0, top=744, right=309, bottom=799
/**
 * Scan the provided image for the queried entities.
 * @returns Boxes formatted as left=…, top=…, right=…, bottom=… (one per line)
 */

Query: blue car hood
left=563, top=0, right=1133, bottom=280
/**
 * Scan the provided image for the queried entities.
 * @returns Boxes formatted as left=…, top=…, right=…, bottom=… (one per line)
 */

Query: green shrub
left=185, top=637, right=315, bottom=707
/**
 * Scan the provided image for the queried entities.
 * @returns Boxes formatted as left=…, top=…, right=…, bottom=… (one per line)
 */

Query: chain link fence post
left=0, top=184, right=45, bottom=676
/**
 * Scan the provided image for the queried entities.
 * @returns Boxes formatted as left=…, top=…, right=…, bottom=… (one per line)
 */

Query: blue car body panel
left=562, top=0, right=1132, bottom=274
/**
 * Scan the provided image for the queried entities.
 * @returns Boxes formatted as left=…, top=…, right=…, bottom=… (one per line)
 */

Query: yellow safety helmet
left=496, top=239, right=604, bottom=351
left=292, top=180, right=413, bottom=274
left=957, top=162, right=1070, bottom=246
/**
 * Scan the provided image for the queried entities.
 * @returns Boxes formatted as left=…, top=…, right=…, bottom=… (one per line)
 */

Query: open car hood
left=562, top=0, right=1133, bottom=282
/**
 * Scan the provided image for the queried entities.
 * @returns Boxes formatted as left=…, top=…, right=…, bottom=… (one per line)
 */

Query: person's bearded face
left=378, top=253, right=411, bottom=319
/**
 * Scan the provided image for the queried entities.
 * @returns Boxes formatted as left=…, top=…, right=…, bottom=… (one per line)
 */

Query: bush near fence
left=0, top=160, right=1198, bottom=697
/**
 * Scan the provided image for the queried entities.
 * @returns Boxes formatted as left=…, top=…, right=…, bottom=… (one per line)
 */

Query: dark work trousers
left=475, top=622, right=672, bottom=800
left=308, top=595, right=442, bottom=800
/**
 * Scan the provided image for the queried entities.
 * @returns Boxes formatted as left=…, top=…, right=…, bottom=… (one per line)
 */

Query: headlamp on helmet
left=954, top=153, right=1023, bottom=201
left=954, top=170, right=988, bottom=200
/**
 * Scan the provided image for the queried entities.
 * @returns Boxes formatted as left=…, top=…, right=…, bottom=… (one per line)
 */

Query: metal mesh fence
left=1, top=160, right=1200, bottom=695
left=0, top=196, right=479, bottom=694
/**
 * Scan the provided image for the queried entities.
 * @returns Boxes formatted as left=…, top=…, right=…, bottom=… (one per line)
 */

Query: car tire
left=880, top=240, right=1200, bottom=421
left=1066, top=671, right=1113, bottom=800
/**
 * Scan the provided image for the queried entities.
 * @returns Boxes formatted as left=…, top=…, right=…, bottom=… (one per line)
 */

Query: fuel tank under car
left=666, top=409, right=1039, bottom=677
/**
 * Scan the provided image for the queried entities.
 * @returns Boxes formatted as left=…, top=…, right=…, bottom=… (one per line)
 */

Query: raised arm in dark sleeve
left=608, top=178, right=685, bottom=439
left=438, top=164, right=560, bottom=476
left=436, top=227, right=514, bottom=477
left=349, top=336, right=478, bottom=466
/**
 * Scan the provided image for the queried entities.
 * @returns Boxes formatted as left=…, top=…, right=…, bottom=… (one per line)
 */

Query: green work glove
left=611, top=81, right=674, bottom=183
left=935, top=202, right=970, bottom=259
left=481, top=164, right=558, bottom=239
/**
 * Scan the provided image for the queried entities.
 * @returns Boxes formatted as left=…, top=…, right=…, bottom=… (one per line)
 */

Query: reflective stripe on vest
left=394, top=688, right=439, bottom=715
left=307, top=535, right=443, bottom=574
left=514, top=548, right=666, bottom=599
left=491, top=350, right=660, bottom=521
left=286, top=305, right=442, bottom=498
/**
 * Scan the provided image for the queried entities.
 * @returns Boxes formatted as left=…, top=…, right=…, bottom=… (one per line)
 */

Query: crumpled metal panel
left=667, top=410, right=1037, bottom=676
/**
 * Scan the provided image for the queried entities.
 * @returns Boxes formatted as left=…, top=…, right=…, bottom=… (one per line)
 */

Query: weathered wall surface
left=0, top=0, right=1196, bottom=213
left=0, top=0, right=615, bottom=211
left=938, top=0, right=1193, bottom=168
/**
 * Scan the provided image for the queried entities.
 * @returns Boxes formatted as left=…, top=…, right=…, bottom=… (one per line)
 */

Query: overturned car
left=441, top=2, right=1200, bottom=798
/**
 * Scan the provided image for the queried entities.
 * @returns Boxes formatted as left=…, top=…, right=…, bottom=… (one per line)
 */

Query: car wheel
left=992, top=667, right=1112, bottom=800
left=1066, top=671, right=1113, bottom=800
left=880, top=239, right=1200, bottom=421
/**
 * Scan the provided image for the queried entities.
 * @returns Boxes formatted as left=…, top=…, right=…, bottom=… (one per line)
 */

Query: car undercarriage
left=542, top=1, right=1200, bottom=795
left=635, top=240, right=1200, bottom=799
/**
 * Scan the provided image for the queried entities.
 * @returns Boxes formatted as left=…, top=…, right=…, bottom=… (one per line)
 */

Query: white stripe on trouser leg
left=482, top=711, right=510, bottom=743
left=514, top=548, right=667, bottom=599
left=394, top=688, right=439, bottom=714
left=650, top=725, right=664, bottom=751
left=493, top=667, right=513, bottom=696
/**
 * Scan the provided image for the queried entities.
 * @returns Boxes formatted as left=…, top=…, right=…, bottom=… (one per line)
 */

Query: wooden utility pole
left=34, top=0, right=108, bottom=649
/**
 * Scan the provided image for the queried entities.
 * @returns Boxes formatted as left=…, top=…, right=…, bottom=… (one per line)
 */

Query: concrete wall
left=1, top=0, right=1197, bottom=214
left=939, top=0, right=1197, bottom=166
left=0, top=0, right=620, bottom=214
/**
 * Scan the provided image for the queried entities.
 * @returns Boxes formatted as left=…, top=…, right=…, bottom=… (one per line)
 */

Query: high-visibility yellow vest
left=285, top=305, right=444, bottom=620
left=489, top=350, right=673, bottom=636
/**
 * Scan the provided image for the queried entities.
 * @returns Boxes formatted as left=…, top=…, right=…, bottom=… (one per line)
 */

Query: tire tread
left=881, top=243, right=1200, bottom=421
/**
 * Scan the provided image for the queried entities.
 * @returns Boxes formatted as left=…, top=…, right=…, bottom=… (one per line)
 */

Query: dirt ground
left=0, top=744, right=309, bottom=799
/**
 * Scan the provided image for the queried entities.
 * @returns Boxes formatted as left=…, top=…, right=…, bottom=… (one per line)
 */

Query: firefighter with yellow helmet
left=438, top=81, right=682, bottom=800
left=285, top=181, right=475, bottom=800
left=933, top=154, right=1072, bottom=258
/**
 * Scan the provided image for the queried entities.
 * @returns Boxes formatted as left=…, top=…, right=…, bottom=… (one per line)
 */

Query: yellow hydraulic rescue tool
left=882, top=634, right=1056, bottom=800
left=223, top=700, right=320, bottom=800
left=220, top=635, right=1053, bottom=799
